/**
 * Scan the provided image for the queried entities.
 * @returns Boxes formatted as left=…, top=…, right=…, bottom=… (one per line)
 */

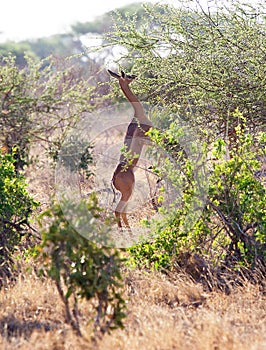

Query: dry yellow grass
left=0, top=266, right=265, bottom=350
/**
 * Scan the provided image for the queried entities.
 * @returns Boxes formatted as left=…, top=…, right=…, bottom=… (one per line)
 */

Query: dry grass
left=0, top=266, right=265, bottom=350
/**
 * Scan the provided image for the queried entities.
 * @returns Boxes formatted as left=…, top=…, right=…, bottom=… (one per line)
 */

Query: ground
left=0, top=265, right=265, bottom=350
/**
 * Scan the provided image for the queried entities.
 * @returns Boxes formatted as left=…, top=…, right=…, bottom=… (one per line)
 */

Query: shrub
left=0, top=150, right=38, bottom=284
left=128, top=120, right=266, bottom=281
left=34, top=197, right=126, bottom=338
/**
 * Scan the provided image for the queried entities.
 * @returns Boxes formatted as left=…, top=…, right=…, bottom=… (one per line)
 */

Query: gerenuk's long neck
left=119, top=80, right=150, bottom=125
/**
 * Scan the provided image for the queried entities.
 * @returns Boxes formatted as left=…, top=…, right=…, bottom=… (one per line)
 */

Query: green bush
left=0, top=151, right=38, bottom=283
left=35, top=197, right=126, bottom=337
left=129, top=122, right=266, bottom=275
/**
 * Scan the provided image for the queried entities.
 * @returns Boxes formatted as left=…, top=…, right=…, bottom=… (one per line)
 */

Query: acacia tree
left=106, top=0, right=266, bottom=138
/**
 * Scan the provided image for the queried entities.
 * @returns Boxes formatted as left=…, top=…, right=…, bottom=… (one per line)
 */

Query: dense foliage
left=129, top=122, right=266, bottom=274
left=0, top=151, right=38, bottom=284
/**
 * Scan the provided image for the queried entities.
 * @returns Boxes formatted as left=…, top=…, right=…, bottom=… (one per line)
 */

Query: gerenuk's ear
left=107, top=69, right=121, bottom=79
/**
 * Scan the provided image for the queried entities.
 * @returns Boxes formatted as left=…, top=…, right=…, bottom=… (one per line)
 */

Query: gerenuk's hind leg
left=115, top=189, right=133, bottom=231
left=113, top=169, right=134, bottom=230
